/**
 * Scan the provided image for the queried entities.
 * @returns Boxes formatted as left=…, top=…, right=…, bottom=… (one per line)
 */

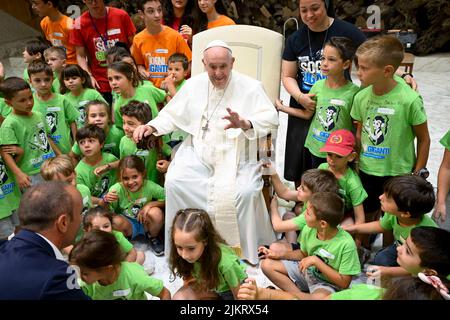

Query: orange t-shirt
left=207, top=15, right=235, bottom=29
left=40, top=15, right=77, bottom=64
left=131, top=26, right=192, bottom=88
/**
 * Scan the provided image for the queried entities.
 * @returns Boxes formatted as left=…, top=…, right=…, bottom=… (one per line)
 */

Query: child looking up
left=344, top=175, right=437, bottom=277
left=83, top=207, right=146, bottom=265
left=60, top=64, right=107, bottom=128
left=69, top=229, right=171, bottom=300
left=103, top=156, right=165, bottom=257
left=28, top=61, right=78, bottom=154
left=43, top=46, right=66, bottom=93
left=75, top=124, right=118, bottom=206
left=169, top=208, right=247, bottom=300
left=0, top=77, right=58, bottom=190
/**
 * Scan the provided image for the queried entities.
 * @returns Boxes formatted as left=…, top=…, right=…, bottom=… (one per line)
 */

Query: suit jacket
left=0, top=229, right=89, bottom=300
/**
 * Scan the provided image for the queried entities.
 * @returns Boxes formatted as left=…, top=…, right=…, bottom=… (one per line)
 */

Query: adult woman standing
left=281, top=0, right=365, bottom=186
left=163, top=0, right=196, bottom=46
left=195, top=0, right=235, bottom=32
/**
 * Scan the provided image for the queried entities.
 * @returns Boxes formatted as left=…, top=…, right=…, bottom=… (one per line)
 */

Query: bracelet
left=401, top=72, right=413, bottom=79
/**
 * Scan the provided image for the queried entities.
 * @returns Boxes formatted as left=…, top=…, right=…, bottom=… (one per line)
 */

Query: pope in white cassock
left=133, top=40, right=278, bottom=264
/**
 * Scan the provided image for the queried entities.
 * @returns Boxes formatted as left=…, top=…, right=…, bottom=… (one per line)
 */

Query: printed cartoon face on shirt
left=126, top=204, right=142, bottom=219
left=318, top=105, right=340, bottom=131
left=93, top=37, right=120, bottom=67
left=30, top=128, right=51, bottom=153
left=363, top=114, right=389, bottom=146
left=46, top=112, right=58, bottom=134
left=78, top=105, right=87, bottom=125
left=0, top=160, right=8, bottom=184
left=94, top=175, right=110, bottom=197
left=297, top=48, right=326, bottom=92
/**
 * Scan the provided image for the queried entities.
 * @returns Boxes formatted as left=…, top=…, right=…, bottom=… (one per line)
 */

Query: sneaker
left=148, top=236, right=164, bottom=256
left=144, top=263, right=155, bottom=275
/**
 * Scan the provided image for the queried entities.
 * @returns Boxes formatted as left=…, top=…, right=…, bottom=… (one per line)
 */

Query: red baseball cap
left=319, top=129, right=355, bottom=156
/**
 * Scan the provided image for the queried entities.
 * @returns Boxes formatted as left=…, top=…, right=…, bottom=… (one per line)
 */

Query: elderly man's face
left=202, top=47, right=235, bottom=89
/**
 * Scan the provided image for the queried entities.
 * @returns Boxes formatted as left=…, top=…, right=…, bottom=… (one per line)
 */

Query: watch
left=413, top=167, right=429, bottom=179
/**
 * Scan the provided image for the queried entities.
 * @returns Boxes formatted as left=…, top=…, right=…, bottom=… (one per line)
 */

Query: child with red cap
left=319, top=129, right=369, bottom=265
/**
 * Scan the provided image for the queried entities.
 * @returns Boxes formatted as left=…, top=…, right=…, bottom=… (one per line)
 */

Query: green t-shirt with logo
left=119, top=135, right=171, bottom=184
left=72, top=124, right=123, bottom=159
left=75, top=152, right=118, bottom=198
left=33, top=93, right=79, bottom=154
left=108, top=180, right=165, bottom=219
left=64, top=88, right=108, bottom=128
left=81, top=262, right=163, bottom=300
left=0, top=112, right=55, bottom=175
left=318, top=163, right=367, bottom=211
left=300, top=226, right=361, bottom=283
left=305, top=80, right=360, bottom=158
left=350, top=83, right=427, bottom=177
left=192, top=244, right=248, bottom=293
left=112, top=230, right=133, bottom=254
left=0, top=98, right=12, bottom=119
left=113, top=85, right=160, bottom=130
left=0, top=156, right=21, bottom=219
left=379, top=213, right=437, bottom=244
left=440, top=130, right=450, bottom=150
left=330, top=284, right=385, bottom=300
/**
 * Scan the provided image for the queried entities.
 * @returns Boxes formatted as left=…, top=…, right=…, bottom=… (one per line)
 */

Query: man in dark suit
left=0, top=181, right=89, bottom=299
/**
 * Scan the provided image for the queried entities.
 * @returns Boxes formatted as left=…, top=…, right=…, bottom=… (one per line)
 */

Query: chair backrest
left=191, top=25, right=283, bottom=103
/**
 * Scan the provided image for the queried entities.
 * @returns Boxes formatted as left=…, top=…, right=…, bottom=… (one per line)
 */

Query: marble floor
left=1, top=53, right=449, bottom=298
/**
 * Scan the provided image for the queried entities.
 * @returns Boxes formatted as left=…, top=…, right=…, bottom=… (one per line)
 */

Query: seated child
left=344, top=175, right=437, bottom=277
left=103, top=156, right=165, bottom=257
left=69, top=229, right=171, bottom=300
left=169, top=209, right=247, bottom=300
left=74, top=125, right=118, bottom=206
left=261, top=192, right=361, bottom=299
left=83, top=207, right=146, bottom=265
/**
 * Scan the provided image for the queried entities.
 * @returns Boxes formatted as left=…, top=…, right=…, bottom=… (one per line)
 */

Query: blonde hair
left=43, top=46, right=67, bottom=60
left=356, top=35, right=404, bottom=70
left=40, top=154, right=74, bottom=181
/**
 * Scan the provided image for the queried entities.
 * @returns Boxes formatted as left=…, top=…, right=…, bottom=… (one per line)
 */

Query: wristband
left=401, top=72, right=413, bottom=79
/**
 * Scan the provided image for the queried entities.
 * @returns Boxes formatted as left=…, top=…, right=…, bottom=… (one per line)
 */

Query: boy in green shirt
left=261, top=192, right=360, bottom=299
left=28, top=61, right=79, bottom=154
left=74, top=125, right=118, bottom=207
left=0, top=77, right=59, bottom=190
left=22, top=39, right=50, bottom=85
left=43, top=46, right=66, bottom=94
left=350, top=36, right=430, bottom=233
left=344, top=175, right=437, bottom=277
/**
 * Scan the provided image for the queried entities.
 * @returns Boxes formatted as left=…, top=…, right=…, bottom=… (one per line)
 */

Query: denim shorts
left=125, top=216, right=146, bottom=239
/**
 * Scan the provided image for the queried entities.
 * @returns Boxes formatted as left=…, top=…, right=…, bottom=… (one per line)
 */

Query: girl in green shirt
left=169, top=209, right=248, bottom=300
left=69, top=229, right=171, bottom=300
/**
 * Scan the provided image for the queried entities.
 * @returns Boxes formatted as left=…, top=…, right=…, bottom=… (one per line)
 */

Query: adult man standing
left=134, top=40, right=278, bottom=265
left=69, top=0, right=136, bottom=104
left=0, top=182, right=89, bottom=299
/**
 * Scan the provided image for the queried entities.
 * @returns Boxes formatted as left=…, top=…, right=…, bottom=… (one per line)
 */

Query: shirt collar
left=36, top=233, right=66, bottom=261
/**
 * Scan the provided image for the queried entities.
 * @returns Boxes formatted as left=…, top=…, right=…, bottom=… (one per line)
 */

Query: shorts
left=0, top=210, right=19, bottom=239
left=125, top=216, right=146, bottom=239
left=282, top=260, right=340, bottom=294
left=359, top=171, right=393, bottom=213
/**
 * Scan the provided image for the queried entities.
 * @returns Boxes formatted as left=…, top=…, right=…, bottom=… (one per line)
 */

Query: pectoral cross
left=201, top=120, right=209, bottom=139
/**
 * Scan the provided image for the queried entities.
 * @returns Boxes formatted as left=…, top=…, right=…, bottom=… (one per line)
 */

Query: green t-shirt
left=0, top=112, right=55, bottom=175
left=112, top=230, right=133, bottom=254
left=64, top=88, right=107, bottom=128
left=72, top=125, right=123, bottom=159
left=169, top=80, right=188, bottom=142
left=52, top=75, right=61, bottom=94
left=75, top=152, right=118, bottom=198
left=330, top=284, right=385, bottom=300
left=192, top=244, right=248, bottom=293
left=318, top=163, right=367, bottom=211
left=350, top=83, right=427, bottom=176
left=142, top=80, right=166, bottom=104
left=119, top=135, right=171, bottom=184
left=380, top=213, right=437, bottom=244
left=113, top=85, right=160, bottom=130
left=76, top=183, right=92, bottom=217
left=0, top=156, right=21, bottom=219
left=81, top=262, right=163, bottom=300
left=300, top=226, right=361, bottom=283
left=440, top=130, right=450, bottom=150
left=305, top=80, right=360, bottom=158
left=0, top=98, right=12, bottom=119
left=109, top=180, right=165, bottom=219
left=33, top=93, right=79, bottom=154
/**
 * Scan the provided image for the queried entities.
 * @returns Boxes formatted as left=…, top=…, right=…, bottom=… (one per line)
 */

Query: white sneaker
left=144, top=262, right=155, bottom=275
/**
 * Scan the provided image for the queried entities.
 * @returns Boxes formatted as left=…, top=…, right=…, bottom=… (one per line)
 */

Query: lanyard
left=89, top=7, right=109, bottom=49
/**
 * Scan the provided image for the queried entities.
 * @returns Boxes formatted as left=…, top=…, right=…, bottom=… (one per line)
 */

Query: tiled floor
left=2, top=54, right=449, bottom=298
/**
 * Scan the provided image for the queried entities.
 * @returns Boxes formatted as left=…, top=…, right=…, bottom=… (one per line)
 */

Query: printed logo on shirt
left=126, top=203, right=143, bottom=219
left=146, top=54, right=168, bottom=75
left=297, top=50, right=326, bottom=91
left=92, top=37, right=120, bottom=66
left=361, top=113, right=390, bottom=159
left=0, top=160, right=9, bottom=185
left=95, top=175, right=110, bottom=197
left=46, top=112, right=58, bottom=134
left=51, top=39, right=63, bottom=46
left=30, top=127, right=52, bottom=153
left=0, top=160, right=16, bottom=199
